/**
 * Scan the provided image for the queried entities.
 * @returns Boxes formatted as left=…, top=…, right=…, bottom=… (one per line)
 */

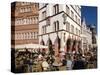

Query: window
left=16, top=17, right=38, bottom=25
left=35, top=17, right=38, bottom=24
left=20, top=33, right=23, bottom=40
left=17, top=33, right=20, bottom=40
left=28, top=7, right=31, bottom=12
left=25, top=8, right=27, bottom=12
left=66, top=21, right=70, bottom=32
left=34, top=32, right=38, bottom=39
left=44, top=26, right=46, bottom=34
left=71, top=25, right=74, bottom=33
left=21, top=2, right=26, bottom=5
left=78, top=18, right=80, bottom=25
left=53, top=4, right=59, bottom=14
left=54, top=21, right=59, bottom=31
left=32, top=17, right=35, bottom=24
left=28, top=33, right=30, bottom=39
left=75, top=5, right=77, bottom=12
left=56, top=21, right=59, bottom=31
left=19, top=7, right=31, bottom=13
left=76, top=28, right=78, bottom=35
left=16, top=34, right=18, bottom=40
left=75, top=15, right=77, bottom=23
left=15, top=19, right=18, bottom=25
left=23, top=33, right=25, bottom=39
left=20, top=8, right=24, bottom=13
left=26, top=33, right=28, bottom=39
left=54, top=22, right=56, bottom=31
left=16, top=17, right=39, bottom=25
left=35, top=17, right=37, bottom=24
left=71, top=10, right=74, bottom=19
left=34, top=32, right=36, bottom=39
left=18, top=19, right=20, bottom=25
left=34, top=4, right=38, bottom=8
left=42, top=11, right=46, bottom=19
left=79, top=30, right=80, bottom=35
left=24, top=33, right=26, bottom=39
left=33, top=32, right=35, bottom=39
left=46, top=18, right=50, bottom=25
left=64, top=33, right=66, bottom=42
left=28, top=32, right=31, bottom=39
left=66, top=5, right=70, bottom=15
left=34, top=17, right=36, bottom=24
left=42, top=26, right=46, bottom=34
left=30, top=32, right=33, bottom=39
left=20, top=19, right=23, bottom=25
left=33, top=16, right=38, bottom=24
left=29, top=17, right=32, bottom=24
left=27, top=18, right=30, bottom=24
left=77, top=29, right=79, bottom=36
left=32, top=32, right=34, bottom=39
left=23, top=19, right=26, bottom=24
left=36, top=32, right=38, bottom=39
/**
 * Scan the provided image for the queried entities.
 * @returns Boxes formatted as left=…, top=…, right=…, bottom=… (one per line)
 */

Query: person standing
left=66, top=55, right=73, bottom=70
left=42, top=58, right=49, bottom=71
left=72, top=54, right=86, bottom=70
left=29, top=58, right=33, bottom=72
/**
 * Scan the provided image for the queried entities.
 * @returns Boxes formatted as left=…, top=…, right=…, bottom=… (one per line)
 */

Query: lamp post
left=62, top=13, right=67, bottom=24
left=61, top=13, right=67, bottom=54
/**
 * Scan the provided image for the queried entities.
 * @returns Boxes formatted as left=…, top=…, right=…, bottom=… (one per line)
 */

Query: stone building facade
left=39, top=4, right=82, bottom=55
left=11, top=2, right=39, bottom=46
left=81, top=18, right=92, bottom=53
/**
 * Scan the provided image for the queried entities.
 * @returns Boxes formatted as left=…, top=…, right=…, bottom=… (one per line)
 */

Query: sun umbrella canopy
left=15, top=44, right=48, bottom=49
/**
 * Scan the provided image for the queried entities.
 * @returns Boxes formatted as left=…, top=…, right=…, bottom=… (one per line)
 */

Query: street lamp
left=62, top=13, right=67, bottom=24
left=61, top=13, right=67, bottom=54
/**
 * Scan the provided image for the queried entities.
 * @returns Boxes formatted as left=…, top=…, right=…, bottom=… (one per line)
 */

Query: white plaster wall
left=39, top=4, right=82, bottom=47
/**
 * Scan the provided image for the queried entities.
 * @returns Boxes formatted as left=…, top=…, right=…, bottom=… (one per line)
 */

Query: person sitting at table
left=52, top=55, right=62, bottom=71
left=42, top=58, right=49, bottom=71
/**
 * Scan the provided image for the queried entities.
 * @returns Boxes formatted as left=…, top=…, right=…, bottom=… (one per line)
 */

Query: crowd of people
left=11, top=48, right=97, bottom=73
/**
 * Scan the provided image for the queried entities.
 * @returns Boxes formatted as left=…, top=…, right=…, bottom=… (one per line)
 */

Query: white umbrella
left=26, top=44, right=48, bottom=49
left=15, top=44, right=48, bottom=49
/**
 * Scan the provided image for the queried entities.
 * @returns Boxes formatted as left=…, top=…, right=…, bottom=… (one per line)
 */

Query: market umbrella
left=46, top=37, right=54, bottom=55
left=15, top=44, right=48, bottom=49
left=66, top=38, right=71, bottom=52
left=54, top=34, right=61, bottom=56
left=72, top=40, right=77, bottom=51
left=78, top=40, right=82, bottom=53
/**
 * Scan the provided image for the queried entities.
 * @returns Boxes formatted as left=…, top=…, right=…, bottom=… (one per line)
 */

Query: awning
left=14, top=44, right=48, bottom=49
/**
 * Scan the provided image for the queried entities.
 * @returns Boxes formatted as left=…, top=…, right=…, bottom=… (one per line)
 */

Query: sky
left=81, top=6, right=97, bottom=30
